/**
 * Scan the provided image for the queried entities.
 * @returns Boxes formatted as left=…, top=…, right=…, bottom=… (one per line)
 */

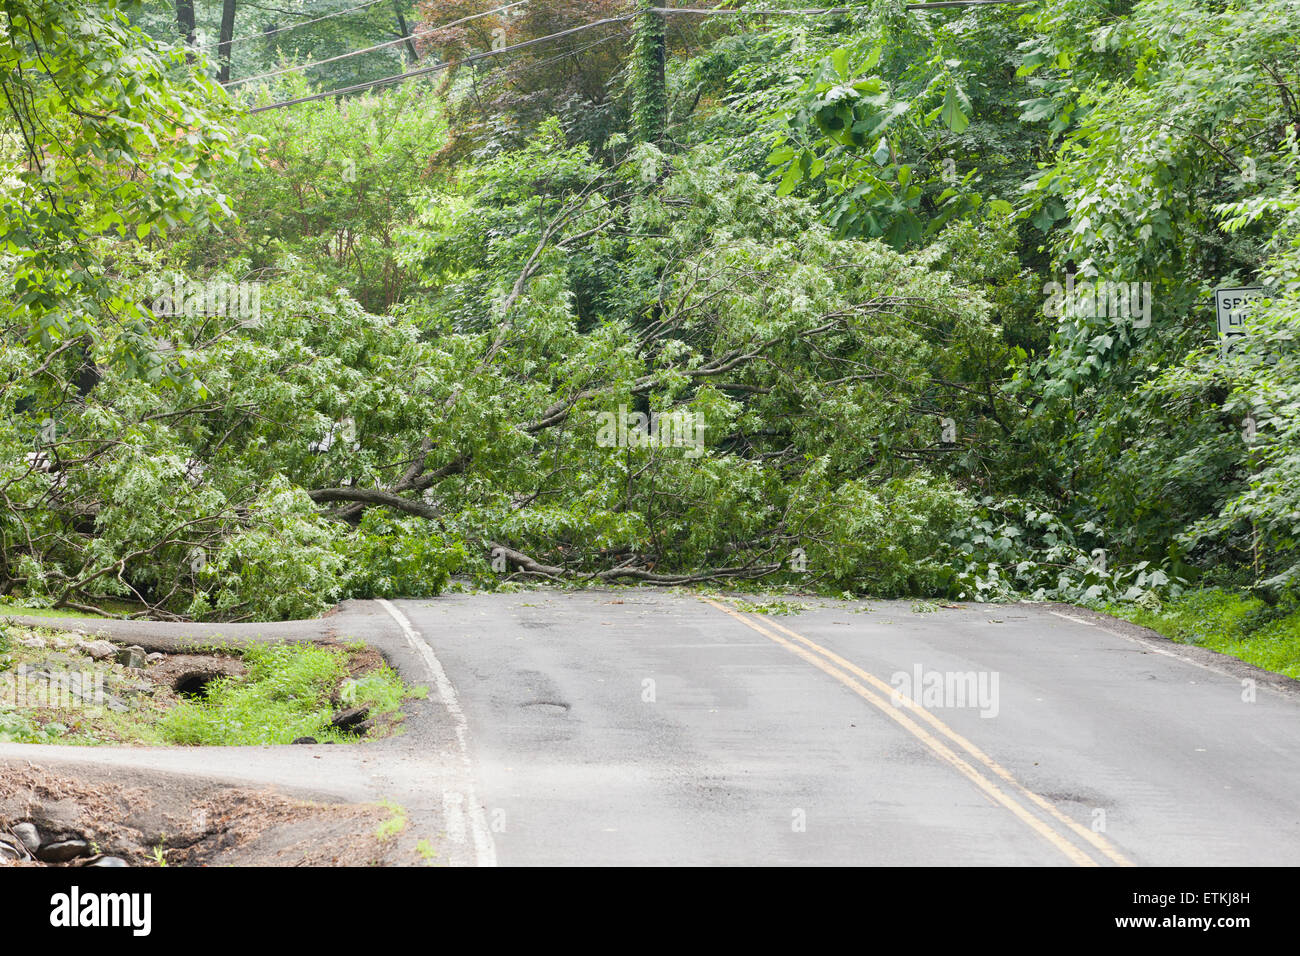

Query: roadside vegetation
left=1106, top=590, right=1300, bottom=680
left=0, top=623, right=424, bottom=745
left=2, top=1, right=1299, bottom=675
left=160, top=641, right=423, bottom=745
left=0, top=599, right=136, bottom=620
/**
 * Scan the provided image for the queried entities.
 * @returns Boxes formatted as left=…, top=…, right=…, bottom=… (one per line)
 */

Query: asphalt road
left=394, top=590, right=1300, bottom=866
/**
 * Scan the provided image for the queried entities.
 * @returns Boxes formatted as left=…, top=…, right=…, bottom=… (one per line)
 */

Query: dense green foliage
left=2, top=0, right=1298, bottom=639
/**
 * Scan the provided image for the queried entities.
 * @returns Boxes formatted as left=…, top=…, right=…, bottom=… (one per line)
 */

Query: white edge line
left=377, top=598, right=497, bottom=867
left=1048, top=610, right=1095, bottom=626
left=1050, top=606, right=1296, bottom=697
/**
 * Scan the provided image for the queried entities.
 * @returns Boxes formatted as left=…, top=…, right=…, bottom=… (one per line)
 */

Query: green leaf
left=940, top=87, right=969, bottom=134
left=1018, top=97, right=1056, bottom=123
left=777, top=161, right=802, bottom=196
left=831, top=47, right=849, bottom=80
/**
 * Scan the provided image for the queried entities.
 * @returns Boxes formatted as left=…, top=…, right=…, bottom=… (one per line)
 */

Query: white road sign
left=1215, top=286, right=1266, bottom=339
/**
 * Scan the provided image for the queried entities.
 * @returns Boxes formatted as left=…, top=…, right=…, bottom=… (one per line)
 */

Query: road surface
left=4, top=590, right=1297, bottom=866
left=395, top=590, right=1300, bottom=866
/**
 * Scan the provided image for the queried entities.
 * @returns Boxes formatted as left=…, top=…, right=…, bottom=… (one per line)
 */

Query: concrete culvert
left=174, top=671, right=221, bottom=698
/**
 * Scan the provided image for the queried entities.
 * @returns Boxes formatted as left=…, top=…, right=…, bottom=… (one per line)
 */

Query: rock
left=0, top=843, right=21, bottom=862
left=24, top=799, right=82, bottom=834
left=114, top=646, right=147, bottom=669
left=28, top=653, right=76, bottom=673
left=65, top=672, right=104, bottom=702
left=37, top=838, right=90, bottom=863
left=146, top=652, right=165, bottom=665
left=352, top=719, right=374, bottom=737
left=88, top=856, right=128, bottom=867
left=330, top=706, right=370, bottom=733
left=119, top=683, right=155, bottom=698
left=292, top=736, right=318, bottom=745
left=12, top=823, right=41, bottom=853
left=18, top=635, right=46, bottom=649
left=82, top=640, right=116, bottom=661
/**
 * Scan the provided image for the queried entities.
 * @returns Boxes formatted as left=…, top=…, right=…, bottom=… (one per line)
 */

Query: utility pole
left=630, top=0, right=666, bottom=143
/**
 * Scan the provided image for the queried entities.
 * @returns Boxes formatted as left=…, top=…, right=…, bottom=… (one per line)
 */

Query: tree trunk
left=217, top=0, right=237, bottom=84
left=174, top=0, right=196, bottom=45
left=393, top=0, right=418, bottom=65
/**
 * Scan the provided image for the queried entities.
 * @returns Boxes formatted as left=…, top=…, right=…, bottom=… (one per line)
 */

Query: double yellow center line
left=702, top=598, right=1134, bottom=867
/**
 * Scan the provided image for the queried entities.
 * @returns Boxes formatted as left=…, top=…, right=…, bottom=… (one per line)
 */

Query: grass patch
left=160, top=643, right=349, bottom=745
left=0, top=599, right=134, bottom=620
left=349, top=664, right=420, bottom=715
left=160, top=642, right=424, bottom=746
left=1104, top=588, right=1300, bottom=679
left=375, top=800, right=407, bottom=842
left=0, top=623, right=425, bottom=746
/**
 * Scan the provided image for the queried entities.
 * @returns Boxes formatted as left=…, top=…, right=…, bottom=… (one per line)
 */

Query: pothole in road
left=520, top=700, right=570, bottom=715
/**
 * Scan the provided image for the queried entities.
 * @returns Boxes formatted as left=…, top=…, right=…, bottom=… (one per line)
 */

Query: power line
left=245, top=15, right=635, bottom=112
left=225, top=0, right=530, bottom=87
left=201, top=0, right=1030, bottom=55
left=906, top=1, right=1042, bottom=7
left=193, top=0, right=391, bottom=51
left=650, top=1, right=1041, bottom=11
left=527, top=29, right=629, bottom=71
left=241, top=0, right=1041, bottom=112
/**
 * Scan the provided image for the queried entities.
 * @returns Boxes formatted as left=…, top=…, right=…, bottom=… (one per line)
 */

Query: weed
left=375, top=800, right=407, bottom=842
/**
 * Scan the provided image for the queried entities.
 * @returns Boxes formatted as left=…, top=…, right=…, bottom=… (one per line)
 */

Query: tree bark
left=308, top=486, right=442, bottom=521
left=393, top=0, right=419, bottom=65
left=217, top=0, right=237, bottom=84
left=174, top=0, right=196, bottom=45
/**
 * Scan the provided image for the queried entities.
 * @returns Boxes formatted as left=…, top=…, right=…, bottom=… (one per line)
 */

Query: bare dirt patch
left=0, top=765, right=402, bottom=867
left=338, top=641, right=384, bottom=681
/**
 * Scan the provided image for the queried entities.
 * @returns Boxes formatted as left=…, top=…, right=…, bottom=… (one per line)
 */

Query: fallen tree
left=3, top=139, right=1017, bottom=618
